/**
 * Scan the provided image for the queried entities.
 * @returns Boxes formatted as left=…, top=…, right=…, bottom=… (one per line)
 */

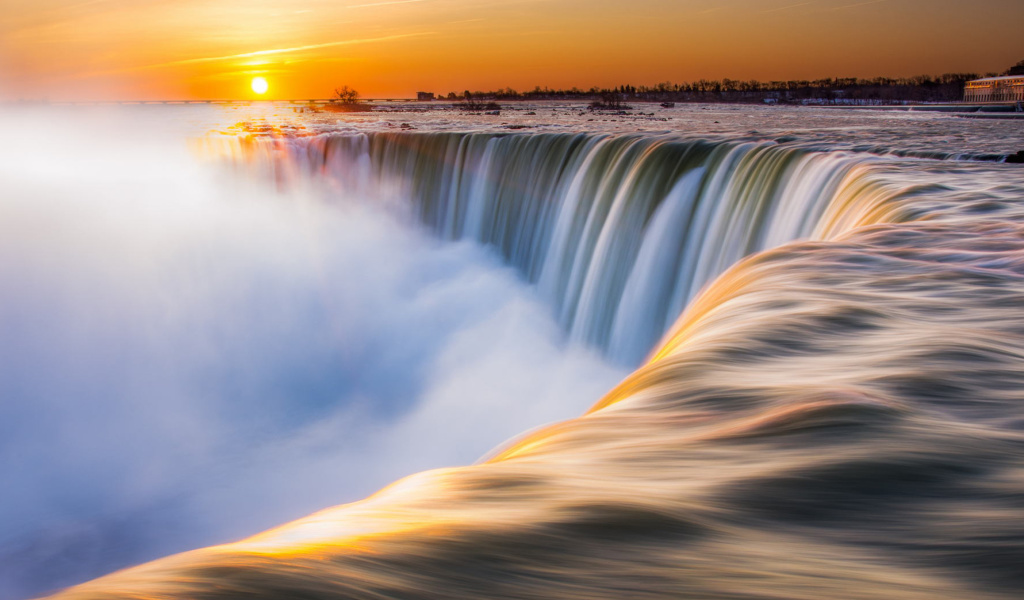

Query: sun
left=251, top=77, right=269, bottom=95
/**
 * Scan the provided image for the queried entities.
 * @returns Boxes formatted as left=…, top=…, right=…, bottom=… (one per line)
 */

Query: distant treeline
left=441, top=73, right=1001, bottom=105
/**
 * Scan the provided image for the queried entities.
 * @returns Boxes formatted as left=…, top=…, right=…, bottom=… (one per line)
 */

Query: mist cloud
left=0, top=108, right=626, bottom=599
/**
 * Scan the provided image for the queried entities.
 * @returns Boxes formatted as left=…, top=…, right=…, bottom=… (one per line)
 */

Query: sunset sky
left=1, top=0, right=1021, bottom=101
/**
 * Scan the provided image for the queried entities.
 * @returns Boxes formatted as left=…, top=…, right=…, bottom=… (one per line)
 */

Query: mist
left=0, top=107, right=626, bottom=599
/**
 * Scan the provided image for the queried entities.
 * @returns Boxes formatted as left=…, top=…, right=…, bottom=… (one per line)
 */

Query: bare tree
left=334, top=86, right=360, bottom=104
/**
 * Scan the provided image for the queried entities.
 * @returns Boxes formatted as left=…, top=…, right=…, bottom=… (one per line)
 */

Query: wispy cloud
left=760, top=1, right=819, bottom=14
left=92, top=32, right=435, bottom=75
left=834, top=0, right=892, bottom=9
left=60, top=0, right=115, bottom=11
left=758, top=0, right=892, bottom=14
left=347, top=0, right=428, bottom=8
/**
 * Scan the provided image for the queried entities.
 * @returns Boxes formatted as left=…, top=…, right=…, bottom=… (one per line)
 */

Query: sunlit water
left=2, top=103, right=1023, bottom=599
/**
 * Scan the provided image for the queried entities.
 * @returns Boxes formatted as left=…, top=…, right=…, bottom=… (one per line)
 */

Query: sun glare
left=251, top=77, right=269, bottom=95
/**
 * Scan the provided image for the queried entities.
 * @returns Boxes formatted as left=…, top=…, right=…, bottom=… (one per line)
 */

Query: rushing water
left=5, top=104, right=1024, bottom=599
left=235, top=131, right=927, bottom=365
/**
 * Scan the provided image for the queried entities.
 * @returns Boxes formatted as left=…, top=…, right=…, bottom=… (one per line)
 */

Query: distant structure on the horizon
left=417, top=92, right=435, bottom=101
left=963, top=75, right=1024, bottom=103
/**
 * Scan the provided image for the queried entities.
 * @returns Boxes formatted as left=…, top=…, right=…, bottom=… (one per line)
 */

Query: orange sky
left=1, top=0, right=1021, bottom=101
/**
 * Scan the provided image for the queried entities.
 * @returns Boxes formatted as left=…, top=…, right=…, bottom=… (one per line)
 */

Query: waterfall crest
left=245, top=132, right=917, bottom=364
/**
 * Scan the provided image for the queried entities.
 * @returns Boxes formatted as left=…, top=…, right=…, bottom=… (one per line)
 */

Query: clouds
left=3, top=0, right=1022, bottom=101
left=118, top=32, right=438, bottom=73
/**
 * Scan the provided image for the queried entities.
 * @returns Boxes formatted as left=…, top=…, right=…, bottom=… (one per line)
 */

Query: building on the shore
left=417, top=92, right=435, bottom=101
left=963, top=76, right=1024, bottom=103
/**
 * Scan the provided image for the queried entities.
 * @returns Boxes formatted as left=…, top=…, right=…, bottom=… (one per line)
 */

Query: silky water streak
left=240, top=132, right=922, bottom=364
left=50, top=131, right=1024, bottom=600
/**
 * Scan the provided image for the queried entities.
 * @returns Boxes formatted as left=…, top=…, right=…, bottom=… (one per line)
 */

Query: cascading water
left=241, top=132, right=918, bottom=364
left=23, top=108, right=1024, bottom=600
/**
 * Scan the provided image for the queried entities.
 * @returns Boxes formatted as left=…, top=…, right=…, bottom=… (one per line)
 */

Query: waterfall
left=238, top=132, right=912, bottom=365
left=51, top=133, right=1024, bottom=600
left=41, top=119, right=1024, bottom=600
